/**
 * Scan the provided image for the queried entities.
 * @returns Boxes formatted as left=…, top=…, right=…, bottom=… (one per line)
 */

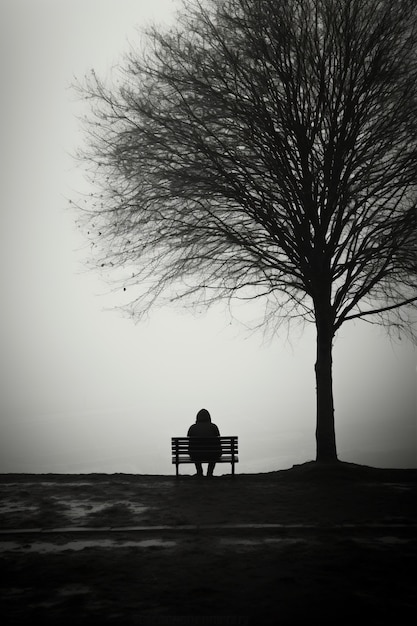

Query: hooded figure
left=187, top=409, right=222, bottom=477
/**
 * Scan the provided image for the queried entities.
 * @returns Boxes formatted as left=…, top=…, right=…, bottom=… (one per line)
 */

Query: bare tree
left=75, top=0, right=417, bottom=463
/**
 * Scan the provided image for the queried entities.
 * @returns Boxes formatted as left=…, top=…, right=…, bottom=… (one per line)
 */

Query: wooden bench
left=171, top=436, right=239, bottom=476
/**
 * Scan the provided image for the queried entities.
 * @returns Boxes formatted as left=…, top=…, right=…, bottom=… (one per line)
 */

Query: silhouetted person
left=187, top=408, right=222, bottom=477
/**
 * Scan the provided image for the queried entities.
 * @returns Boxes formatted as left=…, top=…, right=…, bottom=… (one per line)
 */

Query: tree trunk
left=314, top=311, right=338, bottom=463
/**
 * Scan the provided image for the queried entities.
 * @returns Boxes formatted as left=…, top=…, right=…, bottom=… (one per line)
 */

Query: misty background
left=0, top=0, right=415, bottom=475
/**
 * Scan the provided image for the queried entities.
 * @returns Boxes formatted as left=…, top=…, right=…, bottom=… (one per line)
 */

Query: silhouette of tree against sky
left=75, top=0, right=417, bottom=463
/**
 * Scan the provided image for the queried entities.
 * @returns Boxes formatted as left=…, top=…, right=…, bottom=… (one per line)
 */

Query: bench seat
left=171, top=436, right=239, bottom=476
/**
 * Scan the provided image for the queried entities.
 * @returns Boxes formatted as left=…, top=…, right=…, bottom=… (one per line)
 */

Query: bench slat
left=171, top=456, right=239, bottom=460
left=171, top=438, right=238, bottom=447
left=171, top=438, right=237, bottom=443
left=171, top=446, right=238, bottom=452
left=171, top=437, right=238, bottom=444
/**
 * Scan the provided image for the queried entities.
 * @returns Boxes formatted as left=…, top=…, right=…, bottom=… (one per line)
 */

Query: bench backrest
left=171, top=436, right=238, bottom=457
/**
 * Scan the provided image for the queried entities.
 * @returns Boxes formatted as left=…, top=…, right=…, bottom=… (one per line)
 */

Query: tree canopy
left=78, top=0, right=416, bottom=335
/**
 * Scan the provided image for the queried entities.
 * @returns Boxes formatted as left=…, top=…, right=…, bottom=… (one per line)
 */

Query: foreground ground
left=0, top=462, right=416, bottom=625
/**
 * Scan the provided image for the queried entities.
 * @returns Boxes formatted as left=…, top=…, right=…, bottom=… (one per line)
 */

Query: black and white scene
left=1, top=1, right=416, bottom=624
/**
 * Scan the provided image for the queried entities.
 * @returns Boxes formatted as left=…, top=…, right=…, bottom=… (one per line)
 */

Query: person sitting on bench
left=187, top=408, right=222, bottom=477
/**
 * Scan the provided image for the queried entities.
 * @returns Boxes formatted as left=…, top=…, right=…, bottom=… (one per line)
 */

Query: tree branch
left=340, top=296, right=417, bottom=325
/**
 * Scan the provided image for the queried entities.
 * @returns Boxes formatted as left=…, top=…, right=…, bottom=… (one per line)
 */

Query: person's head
left=196, top=408, right=211, bottom=423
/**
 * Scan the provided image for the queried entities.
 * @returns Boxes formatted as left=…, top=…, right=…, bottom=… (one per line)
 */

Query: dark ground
left=0, top=462, right=416, bottom=625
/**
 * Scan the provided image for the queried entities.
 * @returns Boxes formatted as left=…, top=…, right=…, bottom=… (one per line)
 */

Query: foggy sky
left=0, top=0, right=415, bottom=475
